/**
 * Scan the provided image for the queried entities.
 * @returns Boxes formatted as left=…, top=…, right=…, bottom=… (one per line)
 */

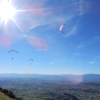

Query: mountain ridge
left=0, top=73, right=100, bottom=83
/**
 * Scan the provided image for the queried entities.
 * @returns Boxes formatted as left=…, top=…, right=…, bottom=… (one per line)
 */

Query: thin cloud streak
left=13, top=0, right=87, bottom=34
left=89, top=62, right=95, bottom=64
left=64, top=19, right=80, bottom=37
left=76, top=45, right=86, bottom=49
left=4, top=0, right=92, bottom=40
left=49, top=61, right=57, bottom=64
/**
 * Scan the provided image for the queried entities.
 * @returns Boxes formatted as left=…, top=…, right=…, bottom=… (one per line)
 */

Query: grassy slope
left=0, top=92, right=15, bottom=100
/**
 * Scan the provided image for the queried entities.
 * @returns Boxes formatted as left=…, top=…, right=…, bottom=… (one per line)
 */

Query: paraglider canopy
left=8, top=50, right=18, bottom=59
left=28, top=59, right=33, bottom=65
left=8, top=50, right=18, bottom=54
left=59, top=24, right=65, bottom=33
left=28, top=59, right=33, bottom=61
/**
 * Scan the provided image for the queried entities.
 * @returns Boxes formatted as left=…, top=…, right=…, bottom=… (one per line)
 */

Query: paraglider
left=59, top=24, right=65, bottom=33
left=8, top=50, right=18, bottom=54
left=28, top=59, right=33, bottom=65
left=8, top=50, right=18, bottom=59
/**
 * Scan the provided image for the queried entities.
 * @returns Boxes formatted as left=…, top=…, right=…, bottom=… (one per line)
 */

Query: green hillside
left=0, top=92, right=15, bottom=100
left=0, top=87, right=22, bottom=100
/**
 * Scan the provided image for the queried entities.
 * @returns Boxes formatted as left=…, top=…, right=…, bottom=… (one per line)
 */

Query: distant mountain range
left=0, top=73, right=100, bottom=83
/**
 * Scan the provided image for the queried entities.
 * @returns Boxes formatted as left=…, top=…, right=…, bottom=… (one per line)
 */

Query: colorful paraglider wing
left=59, top=24, right=65, bottom=31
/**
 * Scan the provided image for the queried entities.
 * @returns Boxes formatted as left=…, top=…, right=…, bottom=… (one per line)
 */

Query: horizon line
left=0, top=73, right=99, bottom=75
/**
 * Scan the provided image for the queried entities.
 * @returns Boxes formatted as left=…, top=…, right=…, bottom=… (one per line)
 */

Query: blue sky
left=0, top=0, right=100, bottom=74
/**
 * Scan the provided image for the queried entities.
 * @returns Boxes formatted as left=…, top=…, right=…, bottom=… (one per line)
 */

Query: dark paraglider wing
left=8, top=50, right=18, bottom=54
left=8, top=50, right=18, bottom=60
left=28, top=59, right=33, bottom=65
left=28, top=59, right=33, bottom=61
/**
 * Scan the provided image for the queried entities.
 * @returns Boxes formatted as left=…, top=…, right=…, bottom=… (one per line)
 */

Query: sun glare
left=0, top=1, right=16, bottom=23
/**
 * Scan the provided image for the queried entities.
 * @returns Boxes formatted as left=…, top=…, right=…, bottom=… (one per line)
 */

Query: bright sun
left=0, top=0, right=16, bottom=23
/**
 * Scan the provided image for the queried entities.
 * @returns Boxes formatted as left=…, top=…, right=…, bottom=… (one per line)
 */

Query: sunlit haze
left=0, top=0, right=15, bottom=22
left=0, top=0, right=100, bottom=75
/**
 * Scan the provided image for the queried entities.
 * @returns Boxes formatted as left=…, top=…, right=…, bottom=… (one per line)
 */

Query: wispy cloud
left=12, top=0, right=88, bottom=36
left=76, top=44, right=86, bottom=49
left=49, top=61, right=57, bottom=64
left=64, top=24, right=77, bottom=37
left=77, top=61, right=83, bottom=64
left=34, top=63, right=39, bottom=65
left=76, top=0, right=100, bottom=15
left=1, top=0, right=93, bottom=40
left=71, top=45, right=74, bottom=47
left=82, top=36, right=100, bottom=45
left=75, top=0, right=90, bottom=15
left=93, top=36, right=100, bottom=42
left=68, top=60, right=74, bottom=63
left=95, top=56, right=100, bottom=59
left=48, top=35, right=56, bottom=39
left=74, top=52, right=82, bottom=56
left=64, top=19, right=80, bottom=37
left=89, top=62, right=95, bottom=64
left=49, top=58, right=58, bottom=64
left=60, top=60, right=67, bottom=63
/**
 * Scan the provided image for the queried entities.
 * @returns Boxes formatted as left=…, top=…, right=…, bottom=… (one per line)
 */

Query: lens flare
left=0, top=0, right=16, bottom=23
